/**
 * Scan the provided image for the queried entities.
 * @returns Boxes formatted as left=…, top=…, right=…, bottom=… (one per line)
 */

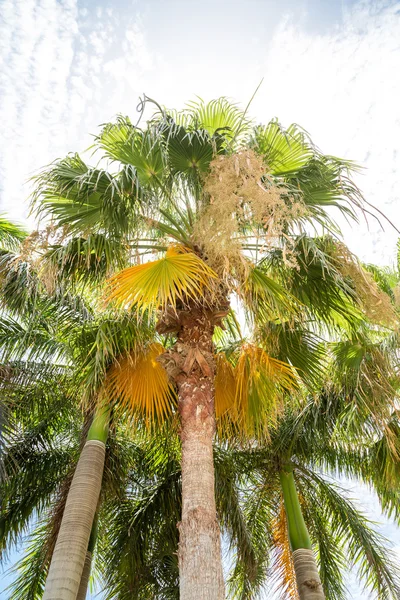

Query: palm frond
left=233, top=345, right=297, bottom=438
left=106, top=245, right=217, bottom=312
left=298, top=469, right=400, bottom=600
left=186, top=97, right=251, bottom=141
left=251, top=120, right=314, bottom=176
left=104, top=343, right=175, bottom=423
left=0, top=217, right=27, bottom=253
left=5, top=520, right=51, bottom=600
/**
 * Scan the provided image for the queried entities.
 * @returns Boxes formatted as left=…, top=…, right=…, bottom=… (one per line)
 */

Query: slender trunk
left=76, top=553, right=92, bottom=600
left=279, top=468, right=325, bottom=600
left=43, top=406, right=109, bottom=600
left=172, top=308, right=225, bottom=600
left=76, top=510, right=99, bottom=600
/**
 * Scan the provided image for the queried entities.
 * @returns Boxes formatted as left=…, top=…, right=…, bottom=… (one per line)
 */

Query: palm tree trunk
left=76, top=510, right=99, bottom=600
left=43, top=406, right=109, bottom=600
left=279, top=468, right=325, bottom=600
left=76, top=553, right=92, bottom=600
left=173, top=308, right=225, bottom=600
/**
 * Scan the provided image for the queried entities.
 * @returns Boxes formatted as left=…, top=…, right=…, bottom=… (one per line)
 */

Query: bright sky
left=1, top=0, right=400, bottom=598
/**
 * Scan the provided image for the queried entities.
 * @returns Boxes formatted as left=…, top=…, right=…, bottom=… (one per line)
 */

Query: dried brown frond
left=18, top=230, right=42, bottom=262
left=393, top=283, right=400, bottom=308
left=194, top=150, right=306, bottom=285
left=12, top=224, right=70, bottom=293
left=271, top=500, right=299, bottom=599
left=332, top=242, right=397, bottom=326
left=38, top=260, right=59, bottom=294
left=18, top=224, right=68, bottom=262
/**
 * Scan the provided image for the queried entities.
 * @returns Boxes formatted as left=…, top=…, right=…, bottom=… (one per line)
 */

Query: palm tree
left=0, top=215, right=28, bottom=481
left=2, top=261, right=398, bottom=600
left=0, top=223, right=261, bottom=599
left=222, top=388, right=400, bottom=600
left=29, top=97, right=396, bottom=598
left=1, top=356, right=272, bottom=600
left=0, top=230, right=162, bottom=598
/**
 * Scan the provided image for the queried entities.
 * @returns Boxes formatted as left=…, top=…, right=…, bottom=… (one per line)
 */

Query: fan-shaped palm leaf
left=104, top=343, right=175, bottom=422
left=106, top=245, right=217, bottom=312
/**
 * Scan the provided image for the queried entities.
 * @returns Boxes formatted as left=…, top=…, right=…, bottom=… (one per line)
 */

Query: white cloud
left=254, top=0, right=400, bottom=265
left=2, top=1, right=399, bottom=265
left=0, top=0, right=79, bottom=220
left=0, top=0, right=155, bottom=223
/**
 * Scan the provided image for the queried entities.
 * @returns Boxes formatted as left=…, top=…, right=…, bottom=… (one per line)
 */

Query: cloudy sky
left=1, top=0, right=400, bottom=597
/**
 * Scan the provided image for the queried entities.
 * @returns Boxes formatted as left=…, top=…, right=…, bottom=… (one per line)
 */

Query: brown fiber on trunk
left=43, top=440, right=105, bottom=600
left=293, top=549, right=325, bottom=600
left=160, top=307, right=225, bottom=600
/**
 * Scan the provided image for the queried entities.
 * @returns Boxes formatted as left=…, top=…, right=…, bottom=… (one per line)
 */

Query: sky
left=1, top=0, right=400, bottom=597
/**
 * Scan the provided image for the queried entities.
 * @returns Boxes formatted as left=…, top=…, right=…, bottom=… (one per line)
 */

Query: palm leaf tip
left=105, top=245, right=217, bottom=312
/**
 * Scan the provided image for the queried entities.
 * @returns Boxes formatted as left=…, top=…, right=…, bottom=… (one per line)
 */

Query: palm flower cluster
left=0, top=97, right=400, bottom=600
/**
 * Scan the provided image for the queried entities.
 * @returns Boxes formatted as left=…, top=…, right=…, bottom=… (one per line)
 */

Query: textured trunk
left=174, top=308, right=225, bottom=600
left=292, top=549, right=325, bottom=600
left=76, top=552, right=92, bottom=600
left=76, top=509, right=99, bottom=600
left=279, top=469, right=325, bottom=600
left=43, top=407, right=109, bottom=600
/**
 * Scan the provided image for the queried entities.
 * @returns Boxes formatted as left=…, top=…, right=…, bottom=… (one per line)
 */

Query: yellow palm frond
left=215, top=354, right=236, bottom=418
left=235, top=345, right=297, bottom=437
left=271, top=501, right=299, bottom=599
left=215, top=345, right=297, bottom=438
left=106, top=245, right=217, bottom=312
left=104, top=343, right=175, bottom=422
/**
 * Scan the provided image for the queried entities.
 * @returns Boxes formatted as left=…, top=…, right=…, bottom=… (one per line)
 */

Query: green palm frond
left=5, top=520, right=51, bottom=600
left=251, top=120, right=314, bottom=176
left=264, top=235, right=363, bottom=329
left=185, top=97, right=251, bottom=141
left=215, top=449, right=270, bottom=599
left=243, top=266, right=299, bottom=323
left=0, top=391, right=78, bottom=559
left=226, top=471, right=275, bottom=599
left=0, top=217, right=27, bottom=253
left=162, top=121, right=219, bottom=177
left=96, top=120, right=166, bottom=188
left=363, top=263, right=398, bottom=302
left=298, top=469, right=400, bottom=600
left=32, top=155, right=140, bottom=237
left=43, top=233, right=128, bottom=285
left=0, top=314, right=68, bottom=365
left=98, top=433, right=181, bottom=600
left=329, top=334, right=397, bottom=435
left=284, top=155, right=364, bottom=231
left=260, top=324, right=327, bottom=389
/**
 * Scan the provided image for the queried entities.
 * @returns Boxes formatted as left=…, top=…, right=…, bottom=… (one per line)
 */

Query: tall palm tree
left=1, top=247, right=398, bottom=600
left=212, top=290, right=399, bottom=600
left=222, top=387, right=400, bottom=600
left=0, top=229, right=163, bottom=599
left=0, top=223, right=262, bottom=599
left=29, top=97, right=395, bottom=598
